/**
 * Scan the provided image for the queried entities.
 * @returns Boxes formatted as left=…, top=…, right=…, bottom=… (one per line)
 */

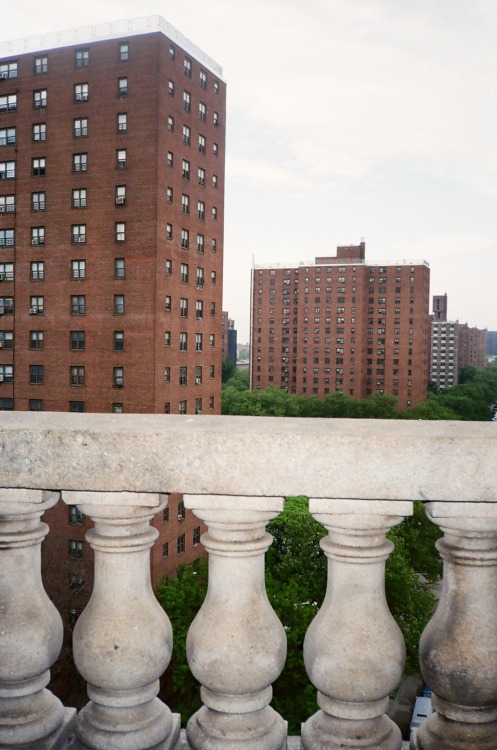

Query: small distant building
left=221, top=311, right=237, bottom=365
left=430, top=296, right=486, bottom=389
left=485, top=331, right=497, bottom=357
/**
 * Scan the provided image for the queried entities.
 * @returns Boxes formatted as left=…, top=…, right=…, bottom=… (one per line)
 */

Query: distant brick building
left=251, top=241, right=431, bottom=409
left=221, top=311, right=237, bottom=365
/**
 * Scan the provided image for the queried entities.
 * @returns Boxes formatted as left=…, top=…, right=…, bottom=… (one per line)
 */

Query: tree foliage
left=221, top=364, right=497, bottom=421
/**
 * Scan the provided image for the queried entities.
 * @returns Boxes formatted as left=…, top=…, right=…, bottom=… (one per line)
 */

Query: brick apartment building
left=0, top=16, right=224, bottom=699
left=430, top=295, right=486, bottom=389
left=221, top=310, right=237, bottom=365
left=251, top=241, right=431, bottom=409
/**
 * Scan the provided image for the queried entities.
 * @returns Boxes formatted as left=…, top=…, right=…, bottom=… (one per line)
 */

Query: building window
left=210, top=302, right=216, bottom=316
left=32, top=158, right=45, bottom=176
left=73, top=153, right=87, bottom=173
left=0, top=195, right=15, bottom=213
left=197, top=234, right=204, bottom=253
left=30, top=365, right=43, bottom=384
left=70, top=331, right=85, bottom=350
left=211, top=270, right=217, bottom=284
left=71, top=295, right=86, bottom=315
left=72, top=188, right=87, bottom=208
left=114, top=295, right=125, bottom=315
left=33, top=90, right=47, bottom=108
left=195, top=332, right=203, bottom=351
left=71, top=260, right=86, bottom=279
left=197, top=201, right=205, bottom=220
left=184, top=57, right=192, bottom=77
left=30, top=260, right=45, bottom=281
left=179, top=366, right=187, bottom=386
left=180, top=263, right=189, bottom=283
left=112, top=403, right=123, bottom=413
left=70, top=366, right=85, bottom=386
left=183, top=91, right=191, bottom=112
left=179, top=332, right=187, bottom=351
left=0, top=229, right=14, bottom=247
left=195, top=398, right=202, bottom=415
left=165, top=259, right=172, bottom=275
left=0, top=330, right=13, bottom=348
left=0, top=61, right=17, bottom=79
left=119, top=43, right=129, bottom=61
left=210, top=334, right=215, bottom=348
left=166, top=187, right=173, bottom=203
left=31, top=227, right=45, bottom=246
left=74, top=118, right=88, bottom=137
left=164, top=402, right=171, bottom=414
left=0, top=365, right=13, bottom=383
left=195, top=365, right=202, bottom=384
left=181, top=229, right=189, bottom=249
left=74, top=83, right=89, bottom=102
left=114, top=258, right=125, bottom=279
left=198, top=167, right=205, bottom=186
left=168, top=80, right=175, bottom=96
left=114, top=331, right=124, bottom=351
left=117, top=112, right=127, bottom=133
left=213, top=111, right=219, bottom=127
left=182, top=194, right=190, bottom=214
left=72, top=225, right=86, bottom=243
left=0, top=127, right=15, bottom=146
left=0, top=160, right=15, bottom=180
left=164, top=331, right=171, bottom=347
left=180, top=298, right=188, bottom=317
left=214, top=81, right=219, bottom=94
left=196, top=267, right=204, bottom=287
left=212, top=206, right=218, bottom=220
left=177, top=534, right=185, bottom=555
left=165, top=295, right=171, bottom=311
left=196, top=301, right=203, bottom=320
left=32, top=123, right=46, bottom=142
left=69, top=540, right=83, bottom=559
left=164, top=367, right=170, bottom=383
left=115, top=185, right=126, bottom=205
left=34, top=57, right=48, bottom=77
left=211, top=238, right=217, bottom=253
left=0, top=398, right=13, bottom=410
left=199, top=70, right=207, bottom=89
left=29, top=296, right=44, bottom=314
left=167, top=115, right=174, bottom=132
left=30, top=331, right=43, bottom=350
left=212, top=174, right=218, bottom=188
left=69, top=401, right=85, bottom=412
left=29, top=399, right=44, bottom=411
left=169, top=45, right=175, bottom=60
left=117, top=77, right=128, bottom=97
left=115, top=222, right=126, bottom=242
left=116, top=149, right=127, bottom=169
left=114, top=367, right=124, bottom=387
left=213, top=143, right=218, bottom=157
left=162, top=542, right=169, bottom=558
left=166, top=223, right=172, bottom=240
left=31, top=192, right=45, bottom=211
left=0, top=297, right=14, bottom=316
left=183, top=124, right=191, bottom=146
left=199, top=101, right=206, bottom=122
left=209, top=365, right=215, bottom=379
left=75, top=49, right=89, bottom=68
left=198, top=134, right=206, bottom=154
left=182, top=159, right=190, bottom=180
left=167, top=151, right=174, bottom=167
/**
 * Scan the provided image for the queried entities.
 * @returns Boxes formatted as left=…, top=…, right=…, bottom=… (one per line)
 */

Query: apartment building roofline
left=253, top=258, right=430, bottom=270
left=0, top=14, right=224, bottom=78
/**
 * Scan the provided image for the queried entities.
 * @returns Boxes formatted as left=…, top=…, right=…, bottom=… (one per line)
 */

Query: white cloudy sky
left=3, top=0, right=497, bottom=342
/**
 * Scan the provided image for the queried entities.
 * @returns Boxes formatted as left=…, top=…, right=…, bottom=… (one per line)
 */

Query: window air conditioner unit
left=31, top=238, right=39, bottom=245
left=29, top=307, right=38, bottom=315
left=115, top=196, right=125, bottom=205
left=195, top=377, right=201, bottom=384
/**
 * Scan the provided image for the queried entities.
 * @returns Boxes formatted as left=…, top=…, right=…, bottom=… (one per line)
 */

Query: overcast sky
left=3, top=0, right=497, bottom=342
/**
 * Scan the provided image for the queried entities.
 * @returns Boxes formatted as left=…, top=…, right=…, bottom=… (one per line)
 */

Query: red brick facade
left=251, top=242, right=431, bottom=409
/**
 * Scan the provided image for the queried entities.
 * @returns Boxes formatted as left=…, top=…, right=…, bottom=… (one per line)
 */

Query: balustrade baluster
left=412, top=502, right=497, bottom=750
left=302, top=499, right=412, bottom=750
left=184, top=494, right=287, bottom=750
left=64, top=491, right=180, bottom=750
left=0, top=489, right=75, bottom=748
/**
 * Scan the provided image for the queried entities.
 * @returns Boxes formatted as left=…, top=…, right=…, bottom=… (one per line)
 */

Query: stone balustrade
left=0, top=412, right=496, bottom=750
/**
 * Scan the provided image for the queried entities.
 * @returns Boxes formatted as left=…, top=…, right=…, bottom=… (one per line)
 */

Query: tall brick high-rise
left=251, top=241, right=431, bottom=409
left=0, top=16, right=224, bottom=704
left=0, top=15, right=225, bottom=416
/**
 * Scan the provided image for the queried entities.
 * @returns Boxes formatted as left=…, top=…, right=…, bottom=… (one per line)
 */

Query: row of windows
left=1, top=42, right=221, bottom=92
left=164, top=331, right=216, bottom=349
left=0, top=395, right=215, bottom=413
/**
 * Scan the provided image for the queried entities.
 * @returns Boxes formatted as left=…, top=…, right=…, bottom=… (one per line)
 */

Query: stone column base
left=0, top=708, right=76, bottom=750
